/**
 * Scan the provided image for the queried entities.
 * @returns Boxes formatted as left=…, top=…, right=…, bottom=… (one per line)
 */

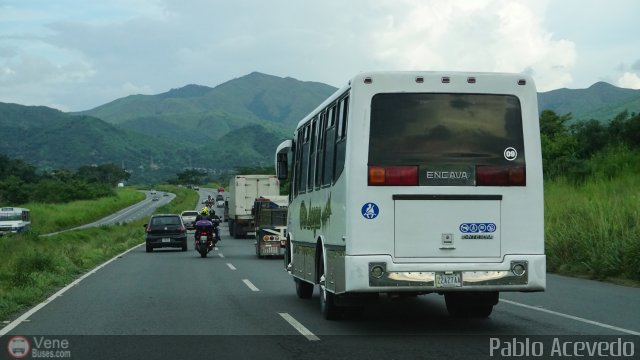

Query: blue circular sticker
left=361, top=203, right=379, bottom=219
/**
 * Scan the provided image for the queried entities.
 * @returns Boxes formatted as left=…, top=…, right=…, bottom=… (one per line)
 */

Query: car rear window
left=151, top=216, right=181, bottom=226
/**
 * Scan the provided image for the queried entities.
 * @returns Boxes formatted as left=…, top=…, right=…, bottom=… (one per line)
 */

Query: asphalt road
left=2, top=189, right=639, bottom=359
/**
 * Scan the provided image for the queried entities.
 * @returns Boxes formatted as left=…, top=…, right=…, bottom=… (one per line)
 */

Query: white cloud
left=121, top=81, right=152, bottom=95
left=3, top=0, right=637, bottom=110
left=368, top=0, right=575, bottom=91
left=617, top=72, right=640, bottom=89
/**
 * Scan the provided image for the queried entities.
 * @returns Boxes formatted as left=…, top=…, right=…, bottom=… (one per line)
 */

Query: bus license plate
left=435, top=272, right=462, bottom=288
left=162, top=238, right=170, bottom=243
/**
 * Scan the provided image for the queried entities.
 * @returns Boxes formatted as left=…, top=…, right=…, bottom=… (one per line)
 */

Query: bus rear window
left=369, top=93, right=526, bottom=186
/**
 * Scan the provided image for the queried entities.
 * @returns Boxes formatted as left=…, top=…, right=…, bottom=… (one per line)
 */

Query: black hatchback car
left=144, top=214, right=188, bottom=252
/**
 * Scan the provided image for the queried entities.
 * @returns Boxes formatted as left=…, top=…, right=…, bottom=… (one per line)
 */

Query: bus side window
left=300, top=125, right=310, bottom=193
left=307, top=118, right=317, bottom=191
left=293, top=129, right=304, bottom=197
left=323, top=104, right=337, bottom=186
left=334, top=96, right=349, bottom=181
left=315, top=111, right=326, bottom=190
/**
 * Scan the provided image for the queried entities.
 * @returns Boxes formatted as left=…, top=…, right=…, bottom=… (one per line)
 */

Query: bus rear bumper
left=344, top=254, right=546, bottom=293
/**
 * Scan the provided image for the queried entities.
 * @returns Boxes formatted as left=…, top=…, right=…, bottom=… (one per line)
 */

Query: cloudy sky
left=1, top=0, right=639, bottom=111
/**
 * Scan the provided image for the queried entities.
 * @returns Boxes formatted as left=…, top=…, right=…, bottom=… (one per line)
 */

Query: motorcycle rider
left=194, top=207, right=214, bottom=251
left=194, top=207, right=221, bottom=244
left=209, top=209, right=221, bottom=242
left=195, top=207, right=210, bottom=222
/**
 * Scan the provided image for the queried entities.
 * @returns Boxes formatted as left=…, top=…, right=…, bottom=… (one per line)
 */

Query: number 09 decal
left=504, top=147, right=518, bottom=161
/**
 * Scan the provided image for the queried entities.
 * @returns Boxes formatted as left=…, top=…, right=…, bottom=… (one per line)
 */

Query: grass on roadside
left=0, top=223, right=144, bottom=321
left=545, top=174, right=640, bottom=283
left=0, top=185, right=198, bottom=321
left=26, top=188, right=145, bottom=234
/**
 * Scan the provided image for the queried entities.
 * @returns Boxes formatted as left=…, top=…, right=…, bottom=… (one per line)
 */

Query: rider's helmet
left=200, top=207, right=209, bottom=215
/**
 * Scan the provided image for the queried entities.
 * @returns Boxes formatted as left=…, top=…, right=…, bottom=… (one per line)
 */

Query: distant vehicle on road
left=144, top=214, right=187, bottom=252
left=181, top=210, right=198, bottom=230
left=194, top=186, right=200, bottom=191
left=152, top=196, right=159, bottom=201
left=218, top=187, right=225, bottom=192
left=0, top=207, right=31, bottom=236
left=228, top=175, right=280, bottom=238
left=216, top=194, right=225, bottom=208
left=252, top=196, right=288, bottom=258
left=150, top=189, right=157, bottom=195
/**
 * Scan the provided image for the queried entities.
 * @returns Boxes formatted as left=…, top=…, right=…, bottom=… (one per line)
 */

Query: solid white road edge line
left=501, top=299, right=640, bottom=336
left=242, top=279, right=260, bottom=291
left=278, top=313, right=320, bottom=341
left=0, top=243, right=144, bottom=336
left=226, top=263, right=237, bottom=271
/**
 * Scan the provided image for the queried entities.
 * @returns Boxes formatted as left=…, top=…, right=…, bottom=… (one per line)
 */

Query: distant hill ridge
left=538, top=81, right=640, bottom=122
left=2, top=72, right=640, bottom=183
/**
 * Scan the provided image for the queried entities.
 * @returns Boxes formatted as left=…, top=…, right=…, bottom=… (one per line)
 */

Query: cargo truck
left=227, top=175, right=280, bottom=238
left=252, top=196, right=288, bottom=257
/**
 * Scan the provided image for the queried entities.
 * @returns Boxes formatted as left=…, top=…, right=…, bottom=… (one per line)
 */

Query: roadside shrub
left=11, top=250, right=56, bottom=287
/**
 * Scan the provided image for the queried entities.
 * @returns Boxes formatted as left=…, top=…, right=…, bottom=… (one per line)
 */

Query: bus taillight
left=476, top=166, right=526, bottom=186
left=368, top=166, right=418, bottom=186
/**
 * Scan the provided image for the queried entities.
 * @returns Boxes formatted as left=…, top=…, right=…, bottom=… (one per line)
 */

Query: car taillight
left=200, top=232, right=208, bottom=236
left=476, top=166, right=526, bottom=186
left=368, top=166, right=418, bottom=186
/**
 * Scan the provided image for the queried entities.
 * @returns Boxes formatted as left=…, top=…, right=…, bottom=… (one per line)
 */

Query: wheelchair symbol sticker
left=361, top=203, right=379, bottom=220
left=459, top=223, right=497, bottom=233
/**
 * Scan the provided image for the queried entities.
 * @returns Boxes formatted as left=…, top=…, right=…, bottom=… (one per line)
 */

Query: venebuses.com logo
left=6, top=336, right=30, bottom=359
left=5, top=336, right=71, bottom=359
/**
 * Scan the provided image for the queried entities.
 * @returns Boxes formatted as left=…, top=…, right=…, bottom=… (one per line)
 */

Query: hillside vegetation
left=1, top=73, right=337, bottom=183
left=538, top=82, right=640, bottom=123
left=541, top=110, right=640, bottom=283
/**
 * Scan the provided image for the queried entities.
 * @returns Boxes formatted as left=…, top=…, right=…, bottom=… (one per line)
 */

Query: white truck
left=227, top=175, right=280, bottom=238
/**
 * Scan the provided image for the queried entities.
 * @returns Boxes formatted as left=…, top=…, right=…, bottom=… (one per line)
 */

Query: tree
left=539, top=110, right=573, bottom=139
left=77, top=163, right=129, bottom=186
left=0, top=176, right=30, bottom=205
left=173, top=169, right=208, bottom=185
left=0, top=155, right=38, bottom=183
left=571, top=119, right=607, bottom=158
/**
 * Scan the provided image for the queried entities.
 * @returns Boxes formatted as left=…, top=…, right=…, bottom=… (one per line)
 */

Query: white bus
left=275, top=71, right=545, bottom=319
left=0, top=207, right=31, bottom=235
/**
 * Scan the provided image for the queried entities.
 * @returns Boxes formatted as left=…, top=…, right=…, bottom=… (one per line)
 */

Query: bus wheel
left=319, top=259, right=340, bottom=320
left=295, top=278, right=314, bottom=299
left=445, top=292, right=497, bottom=318
left=284, top=240, right=292, bottom=272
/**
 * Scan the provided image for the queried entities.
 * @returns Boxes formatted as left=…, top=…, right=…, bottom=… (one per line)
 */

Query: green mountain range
left=79, top=72, right=337, bottom=146
left=1, top=72, right=337, bottom=183
left=1, top=72, right=639, bottom=184
left=538, top=81, right=640, bottom=122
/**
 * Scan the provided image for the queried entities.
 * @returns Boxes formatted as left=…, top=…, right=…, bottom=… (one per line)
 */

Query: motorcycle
left=194, top=219, right=218, bottom=258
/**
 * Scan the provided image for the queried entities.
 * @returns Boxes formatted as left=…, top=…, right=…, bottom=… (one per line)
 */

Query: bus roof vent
left=441, top=76, right=450, bottom=84
left=364, top=77, right=373, bottom=84
left=518, top=79, right=527, bottom=85
left=415, top=76, right=424, bottom=83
